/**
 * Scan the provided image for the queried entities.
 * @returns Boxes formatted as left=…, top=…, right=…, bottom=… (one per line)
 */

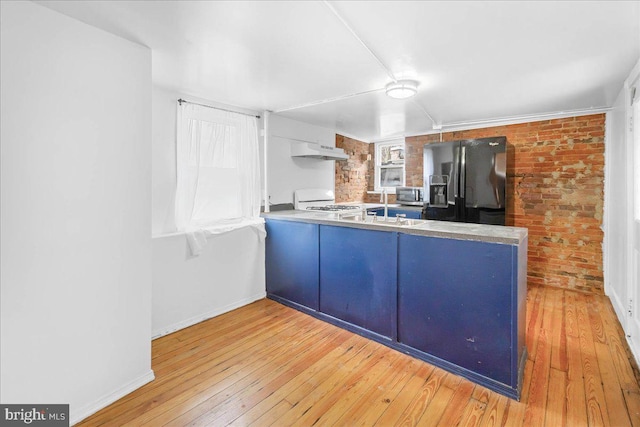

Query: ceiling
left=38, top=1, right=640, bottom=142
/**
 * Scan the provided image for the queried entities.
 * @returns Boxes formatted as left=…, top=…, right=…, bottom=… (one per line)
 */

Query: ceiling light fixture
left=385, top=80, right=418, bottom=99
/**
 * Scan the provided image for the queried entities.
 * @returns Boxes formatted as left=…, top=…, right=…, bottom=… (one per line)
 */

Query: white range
left=293, top=188, right=362, bottom=213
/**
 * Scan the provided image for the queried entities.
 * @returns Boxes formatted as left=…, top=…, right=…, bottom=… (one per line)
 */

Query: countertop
left=262, top=210, right=528, bottom=245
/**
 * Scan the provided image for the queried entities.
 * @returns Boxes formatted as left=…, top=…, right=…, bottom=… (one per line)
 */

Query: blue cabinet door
left=265, top=220, right=319, bottom=310
left=398, top=234, right=515, bottom=386
left=319, top=225, right=397, bottom=339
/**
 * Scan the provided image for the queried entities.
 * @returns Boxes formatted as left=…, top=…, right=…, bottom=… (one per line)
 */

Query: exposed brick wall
left=406, top=114, right=606, bottom=294
left=336, top=114, right=606, bottom=294
left=335, top=135, right=371, bottom=203
left=335, top=137, right=397, bottom=204
left=363, top=192, right=397, bottom=204
left=405, top=136, right=425, bottom=187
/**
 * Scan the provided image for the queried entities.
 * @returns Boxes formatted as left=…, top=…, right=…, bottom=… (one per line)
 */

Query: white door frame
left=625, top=62, right=640, bottom=360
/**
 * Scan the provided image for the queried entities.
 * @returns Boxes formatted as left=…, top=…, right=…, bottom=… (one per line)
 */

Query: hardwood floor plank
left=478, top=393, right=510, bottom=427
left=151, top=308, right=286, bottom=371
left=576, top=293, right=611, bottom=427
left=442, top=369, right=464, bottom=390
left=328, top=354, right=422, bottom=426
left=550, top=289, right=568, bottom=371
left=151, top=299, right=271, bottom=357
left=544, top=368, right=567, bottom=427
left=458, top=396, right=488, bottom=427
left=587, top=293, right=607, bottom=345
left=124, top=316, right=322, bottom=426
left=414, top=382, right=455, bottom=427
left=501, top=361, right=531, bottom=426
left=143, top=325, right=349, bottom=426
left=354, top=362, right=434, bottom=427
left=260, top=339, right=379, bottom=426
left=396, top=370, right=452, bottom=427
left=229, top=335, right=369, bottom=426
left=594, top=341, right=633, bottom=427
left=598, top=296, right=640, bottom=392
left=564, top=291, right=580, bottom=338
left=624, top=390, right=640, bottom=427
left=526, top=284, right=545, bottom=361
left=290, top=344, right=399, bottom=427
left=246, top=399, right=292, bottom=427
left=430, top=381, right=476, bottom=426
left=74, top=286, right=640, bottom=427
left=373, top=367, right=444, bottom=426
left=471, top=385, right=491, bottom=404
left=566, top=334, right=588, bottom=427
left=232, top=342, right=400, bottom=427
left=522, top=326, right=550, bottom=426
left=303, top=349, right=405, bottom=426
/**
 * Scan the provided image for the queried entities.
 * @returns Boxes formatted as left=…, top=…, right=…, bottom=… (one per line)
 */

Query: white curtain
left=175, top=102, right=263, bottom=255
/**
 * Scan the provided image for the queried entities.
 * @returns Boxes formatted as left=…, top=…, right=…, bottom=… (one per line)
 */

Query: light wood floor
left=78, top=284, right=640, bottom=426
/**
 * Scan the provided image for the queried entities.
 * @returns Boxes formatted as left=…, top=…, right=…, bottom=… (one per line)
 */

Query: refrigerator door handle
left=453, top=146, right=460, bottom=198
left=460, top=145, right=466, bottom=199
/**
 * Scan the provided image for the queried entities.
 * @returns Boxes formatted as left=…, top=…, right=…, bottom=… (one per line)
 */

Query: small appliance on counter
left=395, top=187, right=423, bottom=206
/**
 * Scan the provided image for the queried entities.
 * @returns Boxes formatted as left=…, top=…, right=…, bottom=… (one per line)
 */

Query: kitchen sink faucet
left=380, top=189, right=388, bottom=220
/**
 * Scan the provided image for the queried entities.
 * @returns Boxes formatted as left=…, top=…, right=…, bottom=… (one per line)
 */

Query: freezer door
left=463, top=137, right=506, bottom=209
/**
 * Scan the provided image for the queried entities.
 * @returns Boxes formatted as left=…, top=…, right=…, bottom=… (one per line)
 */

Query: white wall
left=605, top=88, right=629, bottom=321
left=605, top=58, right=640, bottom=366
left=152, top=86, right=180, bottom=235
left=267, top=114, right=337, bottom=205
left=151, top=86, right=265, bottom=337
left=152, top=228, right=265, bottom=337
left=0, top=1, right=153, bottom=424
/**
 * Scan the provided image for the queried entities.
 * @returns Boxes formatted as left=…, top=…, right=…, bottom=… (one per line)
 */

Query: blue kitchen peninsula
left=262, top=210, right=528, bottom=400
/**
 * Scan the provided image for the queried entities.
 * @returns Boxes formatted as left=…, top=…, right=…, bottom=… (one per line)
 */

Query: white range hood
left=290, top=140, right=348, bottom=161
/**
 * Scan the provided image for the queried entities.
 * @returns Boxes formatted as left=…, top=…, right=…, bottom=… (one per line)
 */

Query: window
left=375, top=140, right=405, bottom=191
left=175, top=101, right=263, bottom=255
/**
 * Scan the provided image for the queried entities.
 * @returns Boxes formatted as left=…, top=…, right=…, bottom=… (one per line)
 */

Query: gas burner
left=306, top=205, right=361, bottom=212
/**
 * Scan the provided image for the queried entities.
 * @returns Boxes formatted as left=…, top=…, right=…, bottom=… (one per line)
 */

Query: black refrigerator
left=422, top=137, right=507, bottom=225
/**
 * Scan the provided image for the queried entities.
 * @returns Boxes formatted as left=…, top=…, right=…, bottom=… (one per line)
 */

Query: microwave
left=395, top=187, right=423, bottom=206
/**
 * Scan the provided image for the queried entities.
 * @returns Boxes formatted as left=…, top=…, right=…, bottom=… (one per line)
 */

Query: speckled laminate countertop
left=262, top=210, right=528, bottom=245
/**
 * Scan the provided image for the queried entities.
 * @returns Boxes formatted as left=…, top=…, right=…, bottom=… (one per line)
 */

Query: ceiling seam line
left=273, top=88, right=383, bottom=113
left=411, top=99, right=437, bottom=126
left=322, top=0, right=397, bottom=83
left=438, top=106, right=612, bottom=129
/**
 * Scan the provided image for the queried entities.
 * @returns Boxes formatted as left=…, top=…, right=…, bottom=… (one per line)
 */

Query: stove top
left=306, top=205, right=361, bottom=212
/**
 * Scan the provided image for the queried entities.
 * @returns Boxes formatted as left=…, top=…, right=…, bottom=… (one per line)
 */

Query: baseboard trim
left=151, top=292, right=266, bottom=339
left=627, top=316, right=640, bottom=367
left=609, top=289, right=627, bottom=331
left=605, top=290, right=640, bottom=374
left=70, top=369, right=155, bottom=426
